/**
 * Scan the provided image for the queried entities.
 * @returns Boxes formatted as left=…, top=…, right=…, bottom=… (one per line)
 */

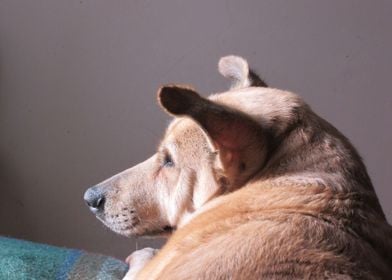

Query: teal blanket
left=0, top=237, right=128, bottom=280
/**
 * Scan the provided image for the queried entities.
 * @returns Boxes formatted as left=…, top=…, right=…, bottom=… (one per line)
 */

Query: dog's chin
left=141, top=226, right=176, bottom=238
left=126, top=225, right=176, bottom=239
left=99, top=216, right=175, bottom=238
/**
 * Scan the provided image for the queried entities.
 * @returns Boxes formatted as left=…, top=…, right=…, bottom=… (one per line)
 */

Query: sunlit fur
left=88, top=56, right=392, bottom=279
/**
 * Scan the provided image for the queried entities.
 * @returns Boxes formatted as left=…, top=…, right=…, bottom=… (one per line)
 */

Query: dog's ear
left=218, top=55, right=267, bottom=89
left=158, top=85, right=267, bottom=172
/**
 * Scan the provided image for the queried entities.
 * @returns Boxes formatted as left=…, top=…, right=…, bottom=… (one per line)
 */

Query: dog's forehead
left=163, top=117, right=209, bottom=150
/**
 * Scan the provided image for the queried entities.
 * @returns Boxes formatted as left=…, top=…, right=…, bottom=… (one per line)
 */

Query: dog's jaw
left=96, top=207, right=177, bottom=237
left=95, top=208, right=140, bottom=236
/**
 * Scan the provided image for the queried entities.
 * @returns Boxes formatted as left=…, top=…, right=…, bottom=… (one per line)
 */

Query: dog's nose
left=84, top=186, right=106, bottom=213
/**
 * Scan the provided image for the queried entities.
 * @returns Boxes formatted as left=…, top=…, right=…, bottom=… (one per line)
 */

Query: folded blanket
left=0, top=236, right=128, bottom=280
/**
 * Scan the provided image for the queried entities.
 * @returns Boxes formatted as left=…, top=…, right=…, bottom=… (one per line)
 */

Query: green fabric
left=0, top=236, right=128, bottom=280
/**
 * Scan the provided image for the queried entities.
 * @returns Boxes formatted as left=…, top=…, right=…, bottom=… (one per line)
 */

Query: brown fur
left=85, top=56, right=392, bottom=279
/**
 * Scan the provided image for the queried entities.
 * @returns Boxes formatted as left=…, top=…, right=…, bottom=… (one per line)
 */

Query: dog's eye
left=163, top=153, right=174, bottom=167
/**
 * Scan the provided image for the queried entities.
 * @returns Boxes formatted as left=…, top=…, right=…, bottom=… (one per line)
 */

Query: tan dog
left=84, top=56, right=392, bottom=279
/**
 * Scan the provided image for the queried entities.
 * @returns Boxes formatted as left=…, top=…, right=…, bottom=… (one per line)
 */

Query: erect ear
left=158, top=85, right=267, bottom=175
left=218, top=55, right=267, bottom=89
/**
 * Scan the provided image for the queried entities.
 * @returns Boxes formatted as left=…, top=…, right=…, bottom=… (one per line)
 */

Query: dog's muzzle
left=84, top=186, right=106, bottom=214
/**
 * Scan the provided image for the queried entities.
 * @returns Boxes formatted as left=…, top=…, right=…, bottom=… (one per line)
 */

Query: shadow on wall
left=0, top=158, right=32, bottom=239
left=0, top=52, right=32, bottom=241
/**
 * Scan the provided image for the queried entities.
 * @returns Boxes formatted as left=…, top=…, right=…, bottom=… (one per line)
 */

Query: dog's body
left=84, top=56, right=392, bottom=279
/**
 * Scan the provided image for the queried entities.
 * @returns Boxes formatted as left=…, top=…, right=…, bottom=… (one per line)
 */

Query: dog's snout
left=84, top=186, right=106, bottom=213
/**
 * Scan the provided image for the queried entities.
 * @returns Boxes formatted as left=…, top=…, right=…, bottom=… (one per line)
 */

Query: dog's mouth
left=97, top=211, right=176, bottom=237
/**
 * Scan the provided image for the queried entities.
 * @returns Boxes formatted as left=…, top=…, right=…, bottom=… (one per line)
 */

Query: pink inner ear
left=158, top=86, right=262, bottom=155
left=208, top=118, right=258, bottom=151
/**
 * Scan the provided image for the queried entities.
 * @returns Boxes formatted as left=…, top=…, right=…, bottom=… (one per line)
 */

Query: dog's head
left=83, top=56, right=301, bottom=237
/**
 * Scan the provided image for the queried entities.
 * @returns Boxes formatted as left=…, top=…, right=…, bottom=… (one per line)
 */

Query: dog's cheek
left=159, top=167, right=181, bottom=189
left=130, top=187, right=167, bottom=231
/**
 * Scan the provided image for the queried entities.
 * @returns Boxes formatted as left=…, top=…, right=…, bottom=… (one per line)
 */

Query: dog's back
left=146, top=185, right=391, bottom=279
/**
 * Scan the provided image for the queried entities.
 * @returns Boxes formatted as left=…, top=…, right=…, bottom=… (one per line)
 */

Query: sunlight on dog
left=84, top=55, right=392, bottom=279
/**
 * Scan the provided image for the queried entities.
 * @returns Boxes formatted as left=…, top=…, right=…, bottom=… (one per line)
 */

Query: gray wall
left=0, top=0, right=391, bottom=259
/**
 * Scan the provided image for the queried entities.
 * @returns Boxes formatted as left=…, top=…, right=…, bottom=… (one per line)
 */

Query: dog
left=84, top=56, right=392, bottom=279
